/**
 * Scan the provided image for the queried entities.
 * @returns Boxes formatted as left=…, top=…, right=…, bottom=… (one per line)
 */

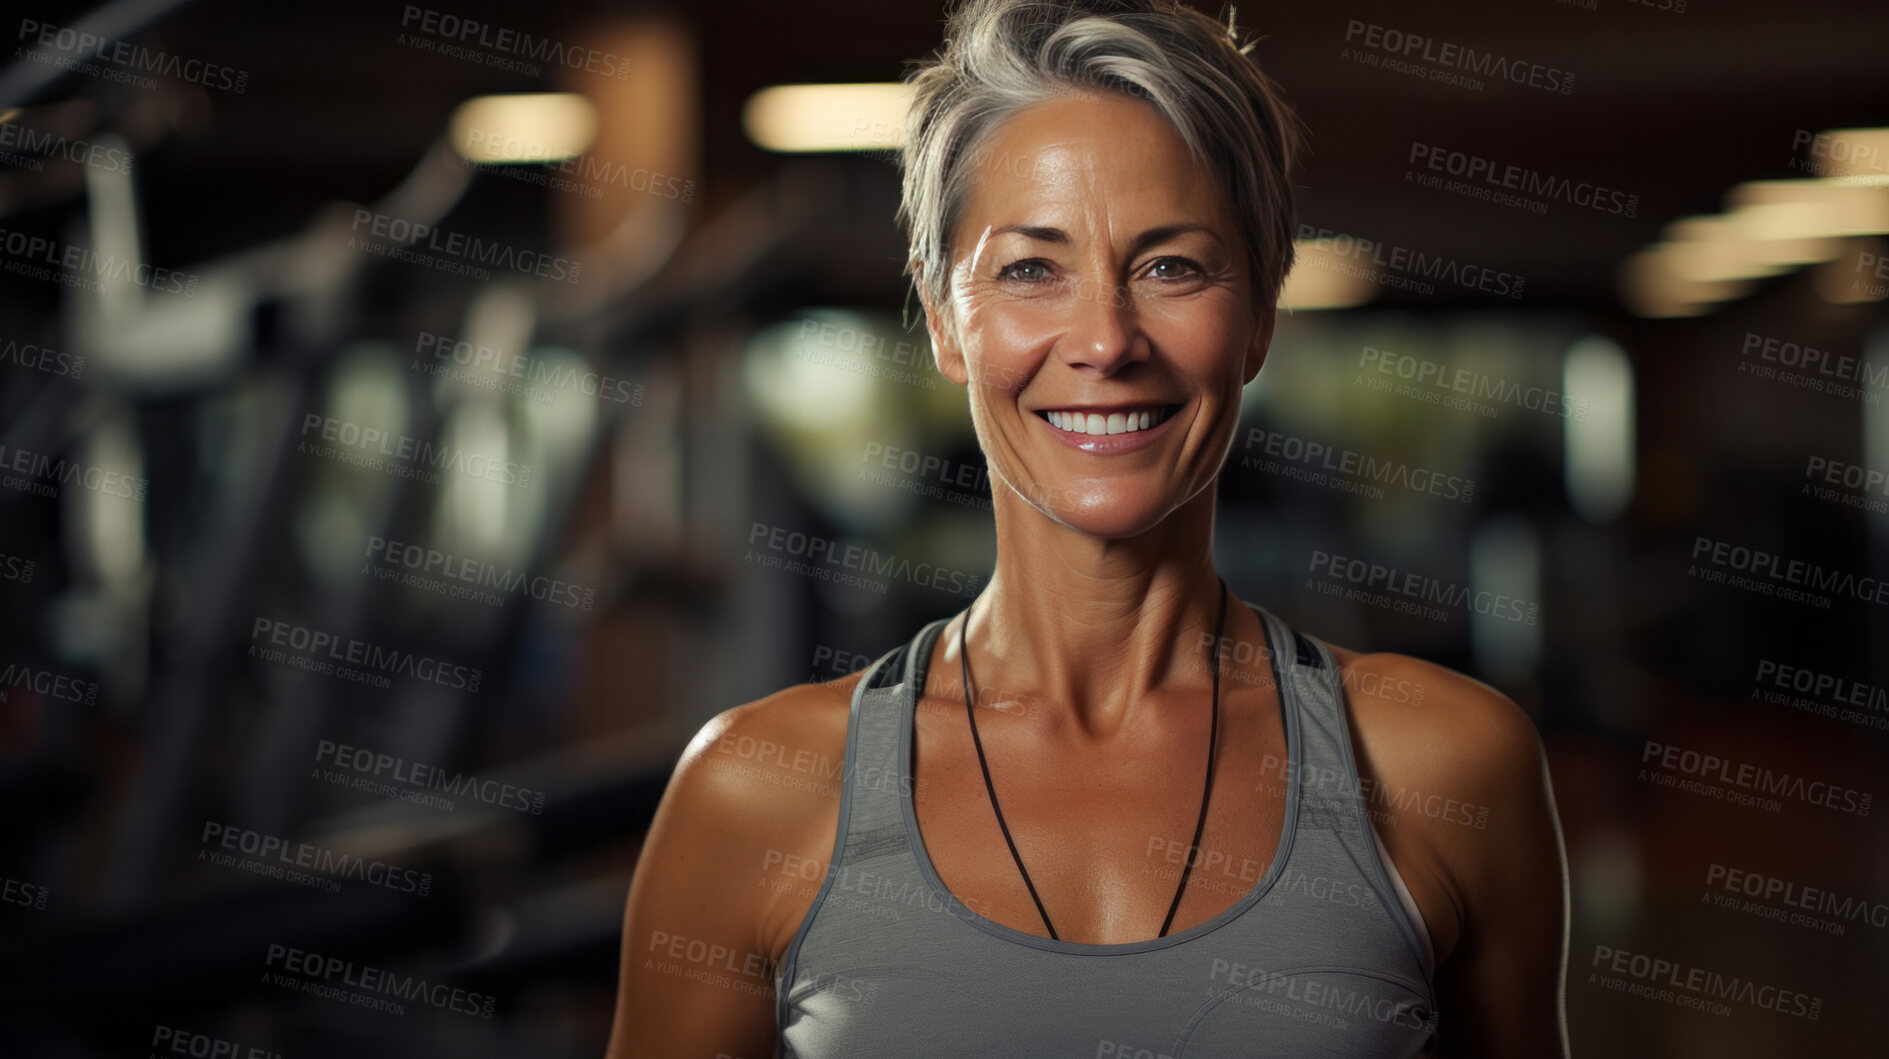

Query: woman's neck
left=962, top=483, right=1229, bottom=739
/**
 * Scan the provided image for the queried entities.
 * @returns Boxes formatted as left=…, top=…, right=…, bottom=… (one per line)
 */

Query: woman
left=606, top=1, right=1570, bottom=1055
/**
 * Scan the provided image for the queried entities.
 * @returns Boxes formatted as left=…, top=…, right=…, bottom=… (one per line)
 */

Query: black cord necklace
left=956, top=579, right=1230, bottom=941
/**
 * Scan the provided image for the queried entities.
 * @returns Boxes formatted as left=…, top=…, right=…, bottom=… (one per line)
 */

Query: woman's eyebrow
left=991, top=224, right=1068, bottom=243
left=989, top=223, right=1218, bottom=254
left=1130, top=224, right=1217, bottom=254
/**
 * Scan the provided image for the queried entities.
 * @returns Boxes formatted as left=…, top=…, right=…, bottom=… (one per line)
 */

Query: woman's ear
left=1243, top=305, right=1276, bottom=385
left=912, top=263, right=969, bottom=388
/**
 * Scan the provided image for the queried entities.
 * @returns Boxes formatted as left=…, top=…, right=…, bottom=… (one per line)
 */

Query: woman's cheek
left=966, top=301, right=1057, bottom=394
left=1144, top=297, right=1242, bottom=365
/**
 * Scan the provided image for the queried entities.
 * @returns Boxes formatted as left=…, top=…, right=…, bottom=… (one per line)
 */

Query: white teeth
left=1044, top=407, right=1168, bottom=436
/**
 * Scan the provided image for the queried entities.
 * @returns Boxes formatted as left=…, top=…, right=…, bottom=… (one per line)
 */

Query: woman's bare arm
left=1338, top=650, right=1571, bottom=1058
left=1428, top=689, right=1570, bottom=1057
left=604, top=685, right=852, bottom=1059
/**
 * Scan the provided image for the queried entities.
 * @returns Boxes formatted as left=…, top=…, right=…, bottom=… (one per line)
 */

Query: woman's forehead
left=955, top=95, right=1228, bottom=241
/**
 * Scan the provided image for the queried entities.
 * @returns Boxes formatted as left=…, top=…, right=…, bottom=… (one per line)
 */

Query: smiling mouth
left=1036, top=404, right=1181, bottom=436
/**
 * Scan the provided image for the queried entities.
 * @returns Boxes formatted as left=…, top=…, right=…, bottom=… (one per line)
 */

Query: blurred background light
left=1658, top=215, right=1795, bottom=283
left=742, top=82, right=913, bottom=153
left=1799, top=126, right=1889, bottom=184
left=450, top=92, right=600, bottom=164
left=1725, top=179, right=1889, bottom=236
left=1469, top=513, right=1542, bottom=675
left=1563, top=335, right=1635, bottom=524
left=1814, top=237, right=1889, bottom=304
left=1278, top=239, right=1378, bottom=311
left=1724, top=201, right=1846, bottom=266
left=741, top=311, right=917, bottom=530
left=1617, top=245, right=1751, bottom=318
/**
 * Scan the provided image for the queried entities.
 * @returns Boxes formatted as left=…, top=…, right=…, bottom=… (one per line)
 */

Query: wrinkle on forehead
left=955, top=98, right=1221, bottom=254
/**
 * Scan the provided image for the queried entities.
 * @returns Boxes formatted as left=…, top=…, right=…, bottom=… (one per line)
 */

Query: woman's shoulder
left=639, top=672, right=871, bottom=951
left=620, top=668, right=886, bottom=998
left=1316, top=640, right=1560, bottom=966
left=671, top=669, right=871, bottom=807
left=1320, top=639, right=1548, bottom=787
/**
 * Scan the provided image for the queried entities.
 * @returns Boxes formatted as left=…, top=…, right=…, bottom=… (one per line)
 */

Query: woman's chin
left=1034, top=493, right=1177, bottom=540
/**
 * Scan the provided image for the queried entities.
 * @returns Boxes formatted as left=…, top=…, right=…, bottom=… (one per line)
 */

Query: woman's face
left=923, top=92, right=1274, bottom=540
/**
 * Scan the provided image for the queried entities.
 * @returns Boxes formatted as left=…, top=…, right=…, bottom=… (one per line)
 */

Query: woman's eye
left=1145, top=256, right=1202, bottom=281
left=997, top=260, right=1050, bottom=282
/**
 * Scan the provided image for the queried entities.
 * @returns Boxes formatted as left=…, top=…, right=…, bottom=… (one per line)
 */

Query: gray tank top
left=775, top=601, right=1439, bottom=1057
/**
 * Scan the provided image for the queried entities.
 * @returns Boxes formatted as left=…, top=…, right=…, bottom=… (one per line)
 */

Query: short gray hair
left=899, top=0, right=1302, bottom=323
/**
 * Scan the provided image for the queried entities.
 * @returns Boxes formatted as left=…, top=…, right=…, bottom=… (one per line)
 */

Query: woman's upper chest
left=904, top=678, right=1294, bottom=945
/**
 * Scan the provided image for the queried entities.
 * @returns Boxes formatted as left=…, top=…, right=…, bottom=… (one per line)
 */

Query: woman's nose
left=1057, top=276, right=1148, bottom=374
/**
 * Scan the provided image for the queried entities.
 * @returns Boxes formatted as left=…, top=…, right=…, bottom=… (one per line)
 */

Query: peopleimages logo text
left=1309, top=549, right=1538, bottom=625
left=16, top=18, right=249, bottom=93
left=1243, top=427, right=1475, bottom=502
left=416, top=331, right=640, bottom=404
left=398, top=6, right=632, bottom=78
left=0, top=660, right=99, bottom=705
left=0, top=121, right=133, bottom=174
left=1691, top=536, right=1889, bottom=608
left=1754, top=659, right=1886, bottom=713
left=349, top=209, right=581, bottom=284
left=250, top=618, right=483, bottom=692
left=201, top=821, right=431, bottom=895
left=1343, top=20, right=1574, bottom=94
left=0, top=443, right=147, bottom=500
left=0, top=226, right=199, bottom=295
left=365, top=536, right=594, bottom=611
left=316, top=740, right=545, bottom=815
left=300, top=414, right=533, bottom=487
left=1407, top=142, right=1635, bottom=216
left=1641, top=741, right=1871, bottom=816
left=1706, top=862, right=1889, bottom=930
left=1590, top=944, right=1821, bottom=1021
left=1296, top=224, right=1523, bottom=299
left=265, top=944, right=495, bottom=1018
left=746, top=523, right=979, bottom=596
left=1358, top=346, right=1588, bottom=420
